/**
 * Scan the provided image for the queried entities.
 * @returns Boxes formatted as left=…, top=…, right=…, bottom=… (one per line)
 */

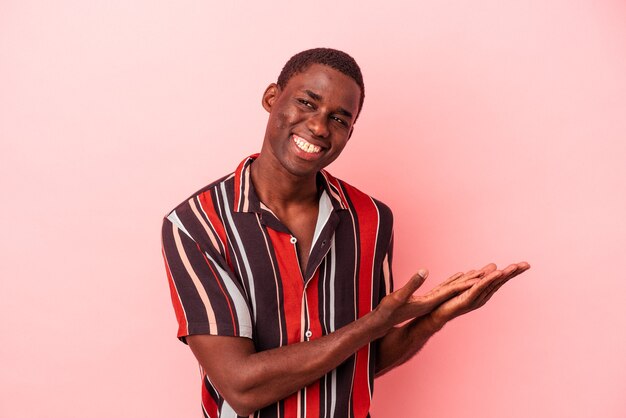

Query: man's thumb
left=402, top=269, right=429, bottom=296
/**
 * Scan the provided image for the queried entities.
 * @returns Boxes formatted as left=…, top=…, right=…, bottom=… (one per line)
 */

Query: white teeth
left=293, top=136, right=321, bottom=153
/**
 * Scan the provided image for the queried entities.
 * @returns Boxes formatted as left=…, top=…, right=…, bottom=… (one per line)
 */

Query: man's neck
left=250, top=153, right=319, bottom=213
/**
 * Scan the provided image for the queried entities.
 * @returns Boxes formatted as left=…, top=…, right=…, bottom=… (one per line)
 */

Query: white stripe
left=321, top=171, right=345, bottom=208
left=297, top=390, right=302, bottom=418
left=220, top=182, right=258, bottom=322
left=311, top=191, right=333, bottom=255
left=205, top=251, right=253, bottom=338
left=301, top=292, right=307, bottom=341
left=329, top=236, right=336, bottom=332
left=367, top=196, right=381, bottom=399
left=212, top=183, right=249, bottom=304
left=329, top=369, right=337, bottom=418
left=219, top=400, right=238, bottom=418
left=369, top=196, right=381, bottom=309
left=321, top=261, right=328, bottom=336
left=167, top=210, right=191, bottom=239
left=242, top=163, right=250, bottom=212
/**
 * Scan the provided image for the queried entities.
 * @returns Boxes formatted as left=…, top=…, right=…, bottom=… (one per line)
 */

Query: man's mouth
left=293, top=135, right=322, bottom=154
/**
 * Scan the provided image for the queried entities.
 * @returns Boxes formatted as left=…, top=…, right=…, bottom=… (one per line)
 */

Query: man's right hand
left=373, top=261, right=531, bottom=375
left=372, top=268, right=487, bottom=336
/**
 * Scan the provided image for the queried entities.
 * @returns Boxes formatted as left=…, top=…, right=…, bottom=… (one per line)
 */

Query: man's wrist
left=367, top=307, right=394, bottom=340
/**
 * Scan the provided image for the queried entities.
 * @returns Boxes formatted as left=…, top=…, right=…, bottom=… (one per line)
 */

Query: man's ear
left=262, top=83, right=280, bottom=113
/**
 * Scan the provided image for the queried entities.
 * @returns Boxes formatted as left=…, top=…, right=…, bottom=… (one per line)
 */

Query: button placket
left=301, top=288, right=311, bottom=342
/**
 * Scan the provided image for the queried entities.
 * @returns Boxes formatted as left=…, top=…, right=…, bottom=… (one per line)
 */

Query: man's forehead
left=285, top=64, right=360, bottom=107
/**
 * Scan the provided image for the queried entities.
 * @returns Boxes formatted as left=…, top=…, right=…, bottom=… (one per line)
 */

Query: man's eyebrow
left=305, top=89, right=322, bottom=101
left=304, top=89, right=354, bottom=119
left=336, top=107, right=353, bottom=119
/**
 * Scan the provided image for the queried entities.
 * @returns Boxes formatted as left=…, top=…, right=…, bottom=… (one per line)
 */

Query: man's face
left=261, top=63, right=361, bottom=179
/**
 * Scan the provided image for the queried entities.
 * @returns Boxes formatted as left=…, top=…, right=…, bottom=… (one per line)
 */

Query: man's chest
left=224, top=214, right=383, bottom=351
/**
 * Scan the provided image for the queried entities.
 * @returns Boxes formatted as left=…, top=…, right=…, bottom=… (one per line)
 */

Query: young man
left=161, top=48, right=530, bottom=418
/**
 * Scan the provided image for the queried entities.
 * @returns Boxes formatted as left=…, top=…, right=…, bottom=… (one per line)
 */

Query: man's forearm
left=375, top=314, right=444, bottom=377
left=375, top=262, right=530, bottom=376
left=190, top=310, right=389, bottom=416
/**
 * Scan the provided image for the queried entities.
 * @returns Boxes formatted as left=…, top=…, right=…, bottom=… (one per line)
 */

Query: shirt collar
left=232, top=154, right=349, bottom=213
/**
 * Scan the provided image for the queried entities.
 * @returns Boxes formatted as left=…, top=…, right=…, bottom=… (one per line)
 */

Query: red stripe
left=305, top=380, right=320, bottom=417
left=266, top=228, right=303, bottom=344
left=198, top=192, right=232, bottom=268
left=266, top=228, right=303, bottom=418
left=284, top=393, right=298, bottom=418
left=201, top=378, right=219, bottom=418
left=232, top=153, right=258, bottom=211
left=343, top=184, right=379, bottom=417
left=305, top=271, right=321, bottom=417
left=328, top=173, right=349, bottom=208
left=233, top=166, right=242, bottom=211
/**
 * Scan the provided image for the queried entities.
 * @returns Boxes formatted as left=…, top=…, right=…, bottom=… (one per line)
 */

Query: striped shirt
left=161, top=155, right=394, bottom=418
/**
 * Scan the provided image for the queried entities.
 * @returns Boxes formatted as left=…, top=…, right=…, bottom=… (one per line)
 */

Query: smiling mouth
left=293, top=135, right=322, bottom=154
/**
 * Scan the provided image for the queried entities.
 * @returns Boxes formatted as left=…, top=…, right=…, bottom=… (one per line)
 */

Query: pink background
left=2, top=1, right=625, bottom=417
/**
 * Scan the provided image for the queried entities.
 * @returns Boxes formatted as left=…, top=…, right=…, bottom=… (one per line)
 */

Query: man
left=161, top=48, right=530, bottom=418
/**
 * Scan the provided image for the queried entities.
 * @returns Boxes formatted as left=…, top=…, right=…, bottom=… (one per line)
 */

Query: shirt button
left=305, top=330, right=313, bottom=338
left=290, top=236, right=297, bottom=244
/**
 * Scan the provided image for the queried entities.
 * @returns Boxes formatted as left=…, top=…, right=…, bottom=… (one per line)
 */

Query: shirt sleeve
left=161, top=212, right=253, bottom=344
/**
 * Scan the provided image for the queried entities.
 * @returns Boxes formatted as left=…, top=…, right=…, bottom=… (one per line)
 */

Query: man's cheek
left=276, top=108, right=300, bottom=128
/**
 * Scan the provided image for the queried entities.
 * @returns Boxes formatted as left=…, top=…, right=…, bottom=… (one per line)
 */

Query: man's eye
left=298, top=99, right=314, bottom=108
left=332, top=116, right=346, bottom=126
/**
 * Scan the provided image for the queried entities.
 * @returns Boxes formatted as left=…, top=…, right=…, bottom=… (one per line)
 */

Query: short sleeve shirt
left=161, top=155, right=394, bottom=418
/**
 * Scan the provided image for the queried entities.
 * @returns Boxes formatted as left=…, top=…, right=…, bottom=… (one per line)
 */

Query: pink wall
left=2, top=1, right=625, bottom=417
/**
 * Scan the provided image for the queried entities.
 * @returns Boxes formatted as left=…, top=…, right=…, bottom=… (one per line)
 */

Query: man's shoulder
left=163, top=171, right=234, bottom=221
left=324, top=171, right=393, bottom=222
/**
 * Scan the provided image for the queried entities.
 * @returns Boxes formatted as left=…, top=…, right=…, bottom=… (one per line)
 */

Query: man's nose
left=306, top=113, right=330, bottom=138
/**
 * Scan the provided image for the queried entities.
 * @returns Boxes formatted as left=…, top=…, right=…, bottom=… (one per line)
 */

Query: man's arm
left=187, top=268, right=487, bottom=416
left=375, top=262, right=531, bottom=376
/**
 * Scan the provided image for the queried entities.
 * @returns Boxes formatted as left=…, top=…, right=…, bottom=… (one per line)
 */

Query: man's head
left=259, top=50, right=362, bottom=179
left=277, top=48, right=365, bottom=120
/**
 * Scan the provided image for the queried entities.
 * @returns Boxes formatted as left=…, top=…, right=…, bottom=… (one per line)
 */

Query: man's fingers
left=472, top=262, right=530, bottom=305
left=440, top=262, right=500, bottom=289
left=479, top=263, right=497, bottom=275
left=475, top=275, right=513, bottom=306
left=468, top=270, right=504, bottom=296
left=502, top=263, right=518, bottom=277
left=440, top=271, right=465, bottom=286
left=498, top=262, right=530, bottom=283
left=441, top=267, right=485, bottom=288
left=431, top=260, right=531, bottom=320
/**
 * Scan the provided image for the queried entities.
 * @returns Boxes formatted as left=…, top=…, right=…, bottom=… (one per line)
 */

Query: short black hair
left=277, top=48, right=365, bottom=119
